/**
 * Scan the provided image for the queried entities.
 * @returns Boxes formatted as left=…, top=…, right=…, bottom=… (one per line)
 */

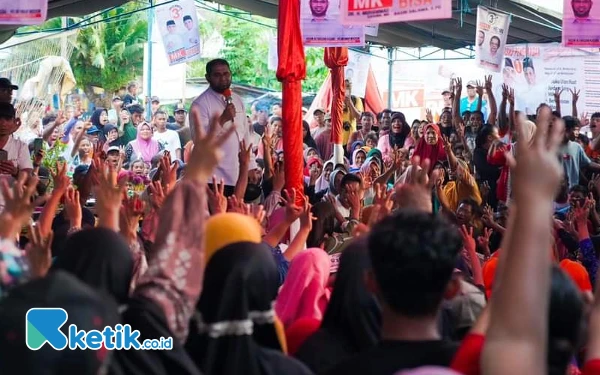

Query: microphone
left=223, top=88, right=233, bottom=105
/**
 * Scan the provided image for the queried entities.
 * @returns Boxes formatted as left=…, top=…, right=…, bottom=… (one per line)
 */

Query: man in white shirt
left=0, top=103, right=33, bottom=212
left=164, top=20, right=184, bottom=52
left=152, top=110, right=182, bottom=160
left=183, top=15, right=199, bottom=50
left=189, top=58, right=253, bottom=196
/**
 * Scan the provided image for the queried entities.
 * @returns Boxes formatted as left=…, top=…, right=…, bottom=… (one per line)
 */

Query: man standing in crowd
left=346, top=112, right=374, bottom=154
left=122, top=81, right=141, bottom=107
left=0, top=103, right=33, bottom=212
left=153, top=110, right=182, bottom=160
left=327, top=210, right=462, bottom=374
left=0, top=78, right=18, bottom=103
left=168, top=103, right=188, bottom=131
left=312, top=108, right=327, bottom=138
left=190, top=58, right=253, bottom=196
left=252, top=101, right=269, bottom=136
left=459, top=80, right=487, bottom=119
left=150, top=96, right=161, bottom=115
left=107, top=96, right=123, bottom=124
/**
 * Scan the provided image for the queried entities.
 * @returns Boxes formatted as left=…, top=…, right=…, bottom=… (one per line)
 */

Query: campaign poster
left=301, top=0, right=366, bottom=47
left=155, top=0, right=201, bottom=66
left=339, top=0, right=451, bottom=25
left=365, top=24, right=379, bottom=36
left=346, top=50, right=371, bottom=97
left=475, top=6, right=510, bottom=73
left=562, top=0, right=600, bottom=47
left=0, top=0, right=47, bottom=25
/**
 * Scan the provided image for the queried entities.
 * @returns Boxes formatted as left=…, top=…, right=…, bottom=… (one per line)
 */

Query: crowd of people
left=1, top=56, right=600, bottom=375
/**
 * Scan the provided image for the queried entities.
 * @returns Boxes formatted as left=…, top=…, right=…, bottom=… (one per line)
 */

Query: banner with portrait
left=156, top=0, right=201, bottom=66
left=562, top=0, right=600, bottom=47
left=475, top=6, right=510, bottom=73
left=380, top=43, right=600, bottom=121
left=301, top=0, right=365, bottom=46
left=346, top=50, right=371, bottom=97
left=0, top=0, right=47, bottom=24
left=339, top=0, right=451, bottom=25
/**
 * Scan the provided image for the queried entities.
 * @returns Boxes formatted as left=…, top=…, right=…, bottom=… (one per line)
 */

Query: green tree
left=70, top=4, right=147, bottom=107
left=188, top=11, right=328, bottom=93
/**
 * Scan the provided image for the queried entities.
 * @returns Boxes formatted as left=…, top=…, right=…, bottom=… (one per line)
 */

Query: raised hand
left=63, top=187, right=82, bottom=228
left=148, top=181, right=167, bottom=210
left=94, top=164, right=125, bottom=231
left=425, top=108, right=433, bottom=123
left=506, top=104, right=564, bottom=203
left=507, top=88, right=515, bottom=106
left=569, top=87, right=580, bottom=103
left=501, top=84, right=509, bottom=99
left=50, top=161, right=70, bottom=196
left=272, top=161, right=285, bottom=193
left=0, top=175, right=39, bottom=238
left=26, top=225, right=53, bottom=278
left=299, top=197, right=315, bottom=231
left=476, top=81, right=484, bottom=97
left=119, top=193, right=145, bottom=242
left=553, top=87, right=564, bottom=102
left=238, top=139, right=252, bottom=168
left=459, top=224, right=476, bottom=252
left=484, top=75, right=493, bottom=91
left=207, top=176, right=227, bottom=214
left=187, top=107, right=236, bottom=182
left=394, top=156, right=438, bottom=213
left=227, top=195, right=246, bottom=214
left=281, top=188, right=303, bottom=223
left=159, top=152, right=177, bottom=192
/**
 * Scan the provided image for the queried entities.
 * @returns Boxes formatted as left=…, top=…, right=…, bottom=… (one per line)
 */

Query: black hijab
left=389, top=112, right=410, bottom=149
left=52, top=228, right=133, bottom=304
left=185, top=242, right=311, bottom=375
left=91, top=108, right=108, bottom=142
left=0, top=271, right=120, bottom=375
left=294, top=239, right=381, bottom=374
left=303, top=120, right=318, bottom=150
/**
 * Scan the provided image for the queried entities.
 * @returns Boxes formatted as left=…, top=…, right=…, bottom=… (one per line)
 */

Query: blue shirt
left=459, top=96, right=488, bottom=120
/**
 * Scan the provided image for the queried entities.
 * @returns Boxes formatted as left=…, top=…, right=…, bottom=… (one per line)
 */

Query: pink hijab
left=131, top=123, right=160, bottom=163
left=275, top=248, right=332, bottom=327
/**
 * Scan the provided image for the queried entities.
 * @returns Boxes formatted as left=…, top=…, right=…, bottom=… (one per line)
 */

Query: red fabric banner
left=324, top=47, right=348, bottom=146
left=277, top=0, right=306, bottom=201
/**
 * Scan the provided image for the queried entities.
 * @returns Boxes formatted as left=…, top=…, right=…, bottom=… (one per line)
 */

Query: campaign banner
left=346, top=50, right=371, bottom=97
left=155, top=0, right=201, bottom=66
left=475, top=6, right=510, bottom=73
left=365, top=24, right=379, bottom=36
left=339, top=0, right=452, bottom=25
left=301, top=0, right=365, bottom=46
left=380, top=43, right=600, bottom=121
left=562, top=0, right=600, bottom=47
left=0, top=0, right=47, bottom=25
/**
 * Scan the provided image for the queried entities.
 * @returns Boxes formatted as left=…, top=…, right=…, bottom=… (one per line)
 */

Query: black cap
left=174, top=103, right=186, bottom=113
left=166, top=20, right=176, bottom=26
left=504, top=57, right=514, bottom=68
left=441, top=90, right=451, bottom=95
left=0, top=78, right=18, bottom=90
left=183, top=15, right=192, bottom=22
left=0, top=102, right=16, bottom=118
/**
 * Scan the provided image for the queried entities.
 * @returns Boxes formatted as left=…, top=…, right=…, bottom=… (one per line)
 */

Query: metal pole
left=145, top=0, right=154, bottom=119
left=387, top=47, right=393, bottom=109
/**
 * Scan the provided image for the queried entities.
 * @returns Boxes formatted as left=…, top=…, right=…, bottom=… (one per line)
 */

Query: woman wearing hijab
left=125, top=122, right=163, bottom=165
left=413, top=123, right=447, bottom=173
left=275, top=248, right=332, bottom=328
left=315, top=161, right=334, bottom=193
left=349, top=148, right=367, bottom=173
left=303, top=120, right=318, bottom=150
left=185, top=241, right=312, bottom=375
left=487, top=120, right=536, bottom=203
left=119, top=107, right=137, bottom=145
left=377, top=112, right=410, bottom=163
left=52, top=227, right=135, bottom=304
left=103, top=123, right=122, bottom=151
left=295, top=239, right=381, bottom=374
left=90, top=108, right=110, bottom=142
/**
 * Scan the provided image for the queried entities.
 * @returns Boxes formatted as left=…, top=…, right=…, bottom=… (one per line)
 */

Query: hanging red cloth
left=324, top=47, right=348, bottom=158
left=277, top=0, right=306, bottom=202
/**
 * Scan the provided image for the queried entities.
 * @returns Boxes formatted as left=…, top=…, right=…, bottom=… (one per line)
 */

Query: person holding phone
left=0, top=102, right=33, bottom=212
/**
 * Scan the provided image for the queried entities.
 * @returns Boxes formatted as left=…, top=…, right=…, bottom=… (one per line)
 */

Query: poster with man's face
left=156, top=0, right=201, bottom=65
left=475, top=6, right=510, bottom=73
left=300, top=0, right=365, bottom=47
left=563, top=0, right=600, bottom=47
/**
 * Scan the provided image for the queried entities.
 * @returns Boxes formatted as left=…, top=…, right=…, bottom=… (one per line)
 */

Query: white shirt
left=164, top=33, right=184, bottom=52
left=190, top=87, right=253, bottom=186
left=0, top=136, right=34, bottom=212
left=184, top=29, right=199, bottom=49
left=153, top=129, right=182, bottom=157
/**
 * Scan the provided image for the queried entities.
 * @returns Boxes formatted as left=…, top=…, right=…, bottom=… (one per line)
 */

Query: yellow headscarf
left=204, top=213, right=263, bottom=262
